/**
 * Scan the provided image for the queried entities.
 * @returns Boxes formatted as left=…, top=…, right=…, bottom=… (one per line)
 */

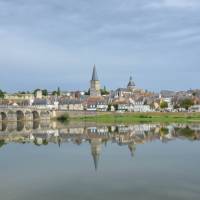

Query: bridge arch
left=0, top=112, right=7, bottom=121
left=17, top=121, right=25, bottom=131
left=33, top=120, right=40, bottom=129
left=16, top=110, right=25, bottom=121
left=1, top=121, right=7, bottom=131
left=40, top=110, right=50, bottom=120
left=32, top=111, right=40, bottom=121
left=7, top=110, right=17, bottom=121
left=25, top=110, right=33, bottom=121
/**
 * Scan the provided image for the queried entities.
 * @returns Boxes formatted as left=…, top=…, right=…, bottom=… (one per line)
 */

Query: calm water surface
left=0, top=121, right=200, bottom=200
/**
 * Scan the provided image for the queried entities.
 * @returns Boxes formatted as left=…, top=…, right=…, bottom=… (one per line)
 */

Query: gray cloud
left=0, top=0, right=200, bottom=92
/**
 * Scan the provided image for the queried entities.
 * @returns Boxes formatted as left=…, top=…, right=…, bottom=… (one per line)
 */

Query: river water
left=0, top=121, right=200, bottom=200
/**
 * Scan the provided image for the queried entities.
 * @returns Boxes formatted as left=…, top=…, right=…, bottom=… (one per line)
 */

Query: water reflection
left=1, top=121, right=200, bottom=170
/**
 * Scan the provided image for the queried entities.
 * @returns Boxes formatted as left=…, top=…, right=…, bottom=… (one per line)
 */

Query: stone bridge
left=0, top=106, right=56, bottom=122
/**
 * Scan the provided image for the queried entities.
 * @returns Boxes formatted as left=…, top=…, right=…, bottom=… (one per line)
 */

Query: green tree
left=107, top=104, right=112, bottom=111
left=57, top=87, right=61, bottom=96
left=85, top=89, right=90, bottom=95
left=42, top=89, right=48, bottom=96
left=33, top=89, right=40, bottom=97
left=160, top=101, right=168, bottom=109
left=180, top=99, right=194, bottom=110
left=18, top=91, right=26, bottom=94
left=52, top=91, right=57, bottom=96
left=101, top=86, right=109, bottom=95
left=0, top=90, right=5, bottom=99
left=113, top=104, right=118, bottom=111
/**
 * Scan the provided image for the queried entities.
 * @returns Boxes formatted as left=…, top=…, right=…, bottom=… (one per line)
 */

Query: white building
left=189, top=105, right=200, bottom=112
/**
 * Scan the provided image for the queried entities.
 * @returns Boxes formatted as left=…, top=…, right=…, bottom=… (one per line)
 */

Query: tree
left=33, top=89, right=40, bottom=97
left=0, top=90, right=5, bottom=99
left=107, top=104, right=112, bottom=111
left=113, top=104, right=118, bottom=111
left=42, top=89, right=48, bottom=96
left=180, top=99, right=194, bottom=110
left=18, top=91, right=26, bottom=94
left=52, top=91, right=58, bottom=96
left=85, top=89, right=90, bottom=95
left=160, top=101, right=168, bottom=109
left=144, top=99, right=148, bottom=105
left=57, top=87, right=61, bottom=96
left=101, top=86, right=109, bottom=95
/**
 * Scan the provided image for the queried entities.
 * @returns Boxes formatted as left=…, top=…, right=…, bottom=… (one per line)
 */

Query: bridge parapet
left=0, top=106, right=54, bottom=122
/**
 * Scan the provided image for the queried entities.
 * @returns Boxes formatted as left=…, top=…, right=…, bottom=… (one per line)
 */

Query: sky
left=0, top=0, right=200, bottom=92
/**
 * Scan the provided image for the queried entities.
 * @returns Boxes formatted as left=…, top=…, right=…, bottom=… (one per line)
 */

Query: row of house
left=1, top=66, right=200, bottom=112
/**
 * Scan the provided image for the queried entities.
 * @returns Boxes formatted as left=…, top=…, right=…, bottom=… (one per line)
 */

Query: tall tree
left=57, top=87, right=61, bottom=96
left=160, top=101, right=168, bottom=109
left=0, top=90, right=5, bottom=99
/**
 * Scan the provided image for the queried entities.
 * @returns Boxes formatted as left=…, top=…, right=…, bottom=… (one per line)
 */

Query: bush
left=160, top=101, right=168, bottom=109
left=57, top=114, right=69, bottom=122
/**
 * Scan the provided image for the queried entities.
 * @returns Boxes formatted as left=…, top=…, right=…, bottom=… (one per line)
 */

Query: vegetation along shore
left=57, top=112, right=200, bottom=124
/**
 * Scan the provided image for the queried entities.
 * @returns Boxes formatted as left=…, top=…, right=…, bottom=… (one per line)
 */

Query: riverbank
left=72, top=112, right=200, bottom=123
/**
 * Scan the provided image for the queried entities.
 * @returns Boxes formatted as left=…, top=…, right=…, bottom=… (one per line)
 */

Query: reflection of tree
left=33, top=138, right=40, bottom=146
left=0, top=140, right=6, bottom=148
left=43, top=139, right=48, bottom=145
left=175, top=126, right=196, bottom=140
left=160, top=127, right=169, bottom=135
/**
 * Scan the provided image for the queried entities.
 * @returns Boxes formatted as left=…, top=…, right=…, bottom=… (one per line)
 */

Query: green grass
left=74, top=112, right=200, bottom=124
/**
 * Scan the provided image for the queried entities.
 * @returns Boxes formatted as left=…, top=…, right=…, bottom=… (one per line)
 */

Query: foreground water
left=0, top=121, right=200, bottom=200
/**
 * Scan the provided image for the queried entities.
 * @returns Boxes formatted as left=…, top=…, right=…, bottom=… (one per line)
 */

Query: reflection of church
left=90, top=138, right=102, bottom=171
left=1, top=122, right=198, bottom=170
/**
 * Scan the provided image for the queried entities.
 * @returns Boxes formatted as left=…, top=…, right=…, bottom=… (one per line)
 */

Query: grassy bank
left=74, top=112, right=200, bottom=124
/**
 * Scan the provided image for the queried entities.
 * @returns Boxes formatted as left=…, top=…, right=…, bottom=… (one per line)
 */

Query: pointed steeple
left=91, top=64, right=99, bottom=81
left=91, top=138, right=102, bottom=171
left=92, top=152, right=100, bottom=171
left=128, top=142, right=136, bottom=157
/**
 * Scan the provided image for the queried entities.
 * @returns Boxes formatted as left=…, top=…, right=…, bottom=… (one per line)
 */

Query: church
left=90, top=65, right=101, bottom=97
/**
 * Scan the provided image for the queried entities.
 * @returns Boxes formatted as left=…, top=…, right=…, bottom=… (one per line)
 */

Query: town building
left=113, top=76, right=144, bottom=98
left=59, top=99, right=84, bottom=111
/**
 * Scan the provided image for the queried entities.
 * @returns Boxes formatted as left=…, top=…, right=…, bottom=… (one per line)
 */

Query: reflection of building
left=90, top=138, right=102, bottom=171
left=90, top=65, right=101, bottom=97
left=1, top=122, right=200, bottom=170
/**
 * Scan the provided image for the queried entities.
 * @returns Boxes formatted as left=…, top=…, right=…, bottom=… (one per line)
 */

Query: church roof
left=91, top=65, right=99, bottom=81
left=127, top=76, right=135, bottom=87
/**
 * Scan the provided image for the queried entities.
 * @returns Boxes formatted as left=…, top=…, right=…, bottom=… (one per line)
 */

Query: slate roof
left=91, top=65, right=99, bottom=81
left=127, top=76, right=135, bottom=87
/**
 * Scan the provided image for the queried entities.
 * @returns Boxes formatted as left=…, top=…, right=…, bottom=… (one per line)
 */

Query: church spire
left=90, top=64, right=101, bottom=97
left=91, top=64, right=99, bottom=81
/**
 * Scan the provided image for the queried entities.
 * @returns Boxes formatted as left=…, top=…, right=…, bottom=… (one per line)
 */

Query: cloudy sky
left=0, top=0, right=199, bottom=92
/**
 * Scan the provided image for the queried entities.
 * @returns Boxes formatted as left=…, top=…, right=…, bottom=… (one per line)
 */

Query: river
left=0, top=121, right=200, bottom=200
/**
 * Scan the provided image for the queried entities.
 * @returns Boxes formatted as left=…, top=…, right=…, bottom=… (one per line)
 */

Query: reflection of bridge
left=0, top=106, right=56, bottom=122
left=1, top=122, right=200, bottom=170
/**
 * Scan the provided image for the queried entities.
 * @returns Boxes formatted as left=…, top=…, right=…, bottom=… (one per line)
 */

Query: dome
left=127, top=76, right=135, bottom=88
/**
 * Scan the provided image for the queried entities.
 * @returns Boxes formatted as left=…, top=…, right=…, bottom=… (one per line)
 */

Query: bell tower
left=90, top=65, right=101, bottom=97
